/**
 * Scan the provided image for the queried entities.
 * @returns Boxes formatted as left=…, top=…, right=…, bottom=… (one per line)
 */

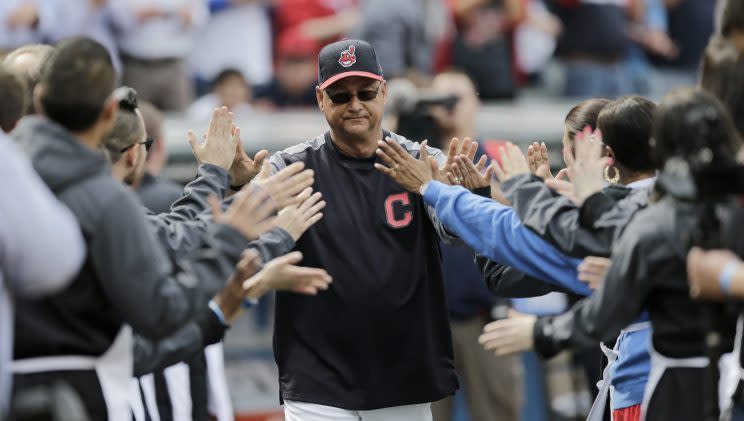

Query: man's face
left=430, top=75, right=479, bottom=133
left=124, top=110, right=147, bottom=185
left=316, top=76, right=387, bottom=141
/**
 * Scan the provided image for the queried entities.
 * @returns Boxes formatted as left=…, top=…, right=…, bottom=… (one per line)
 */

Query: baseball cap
left=317, top=39, right=384, bottom=90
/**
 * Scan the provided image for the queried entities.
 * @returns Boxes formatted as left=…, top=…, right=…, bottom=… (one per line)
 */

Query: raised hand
left=209, top=184, right=277, bottom=240
left=478, top=310, right=537, bottom=356
left=244, top=252, right=333, bottom=297
left=452, top=155, right=493, bottom=189
left=441, top=137, right=478, bottom=184
left=569, top=126, right=607, bottom=206
left=528, top=142, right=553, bottom=180
left=229, top=131, right=269, bottom=188
left=252, top=161, right=315, bottom=209
left=374, top=138, right=438, bottom=193
left=578, top=256, right=612, bottom=290
left=275, top=190, right=326, bottom=241
left=492, top=143, right=530, bottom=184
left=687, top=247, right=744, bottom=300
left=188, top=107, right=238, bottom=170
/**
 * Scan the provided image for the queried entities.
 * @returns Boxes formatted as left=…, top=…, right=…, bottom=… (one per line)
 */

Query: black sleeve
left=165, top=164, right=230, bottom=222
left=578, top=191, right=617, bottom=228
left=476, top=255, right=573, bottom=298
left=532, top=221, right=661, bottom=359
left=133, top=307, right=227, bottom=377
left=502, top=174, right=618, bottom=258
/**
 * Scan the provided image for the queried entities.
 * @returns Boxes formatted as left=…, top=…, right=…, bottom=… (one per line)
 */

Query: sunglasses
left=120, top=137, right=153, bottom=153
left=326, top=84, right=381, bottom=104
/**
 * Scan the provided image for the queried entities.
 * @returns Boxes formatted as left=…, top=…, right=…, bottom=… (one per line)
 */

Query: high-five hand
left=374, top=138, right=438, bottom=192
left=229, top=130, right=269, bottom=188
left=188, top=107, right=239, bottom=170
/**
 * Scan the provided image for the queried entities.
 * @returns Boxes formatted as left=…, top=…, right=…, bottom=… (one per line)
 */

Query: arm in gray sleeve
left=503, top=174, right=620, bottom=258
left=132, top=231, right=293, bottom=376
left=163, top=164, right=230, bottom=223
left=0, top=139, right=85, bottom=298
left=477, top=255, right=574, bottom=298
left=133, top=306, right=226, bottom=377
left=532, top=221, right=661, bottom=358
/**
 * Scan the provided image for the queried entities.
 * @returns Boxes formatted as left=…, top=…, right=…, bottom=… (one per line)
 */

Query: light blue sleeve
left=422, top=181, right=591, bottom=296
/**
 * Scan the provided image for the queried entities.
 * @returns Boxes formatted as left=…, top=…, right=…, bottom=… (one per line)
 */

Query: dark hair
left=721, top=0, right=744, bottom=37
left=2, top=44, right=54, bottom=116
left=564, top=98, right=610, bottom=145
left=0, top=64, right=26, bottom=132
left=700, top=37, right=744, bottom=137
left=597, top=95, right=658, bottom=172
left=213, top=68, right=247, bottom=89
left=654, top=88, right=741, bottom=171
left=38, top=38, right=115, bottom=132
left=103, top=87, right=142, bottom=163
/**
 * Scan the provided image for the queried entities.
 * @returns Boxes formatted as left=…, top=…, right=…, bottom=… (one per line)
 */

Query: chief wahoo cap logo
left=338, top=45, right=356, bottom=68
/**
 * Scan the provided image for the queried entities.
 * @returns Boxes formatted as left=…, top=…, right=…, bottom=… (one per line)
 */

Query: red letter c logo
left=384, top=192, right=413, bottom=228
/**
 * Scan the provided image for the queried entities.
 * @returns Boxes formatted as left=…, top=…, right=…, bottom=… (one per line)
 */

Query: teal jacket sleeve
left=422, top=181, right=591, bottom=296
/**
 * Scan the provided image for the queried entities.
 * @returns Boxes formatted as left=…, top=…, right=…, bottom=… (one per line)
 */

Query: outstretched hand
left=230, top=134, right=269, bottom=188
left=275, top=190, right=326, bottom=241
left=478, top=310, right=536, bottom=356
left=209, top=184, right=277, bottom=240
left=528, top=142, right=553, bottom=180
left=441, top=137, right=478, bottom=184
left=245, top=252, right=333, bottom=298
left=452, top=155, right=492, bottom=189
left=374, top=138, right=439, bottom=193
left=252, top=161, right=315, bottom=210
left=492, top=143, right=530, bottom=184
left=188, top=107, right=239, bottom=170
left=578, top=256, right=611, bottom=290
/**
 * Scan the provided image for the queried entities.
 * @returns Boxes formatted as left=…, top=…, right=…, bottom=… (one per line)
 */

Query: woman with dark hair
left=511, top=88, right=741, bottom=421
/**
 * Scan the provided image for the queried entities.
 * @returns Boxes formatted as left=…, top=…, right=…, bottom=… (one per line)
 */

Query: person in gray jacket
left=102, top=87, right=326, bottom=420
left=9, top=38, right=312, bottom=421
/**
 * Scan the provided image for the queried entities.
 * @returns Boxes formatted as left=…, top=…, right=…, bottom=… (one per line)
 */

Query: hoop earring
left=604, top=166, right=620, bottom=184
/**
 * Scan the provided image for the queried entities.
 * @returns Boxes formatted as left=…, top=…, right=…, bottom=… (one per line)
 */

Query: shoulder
left=388, top=132, right=445, bottom=164
left=269, top=134, right=327, bottom=170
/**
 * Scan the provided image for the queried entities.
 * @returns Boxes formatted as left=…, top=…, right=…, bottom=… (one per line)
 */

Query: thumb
left=258, top=160, right=272, bottom=180
left=485, top=163, right=496, bottom=179
left=232, top=126, right=241, bottom=147
left=419, top=140, right=429, bottom=162
left=254, top=150, right=269, bottom=166
left=428, top=156, right=439, bottom=176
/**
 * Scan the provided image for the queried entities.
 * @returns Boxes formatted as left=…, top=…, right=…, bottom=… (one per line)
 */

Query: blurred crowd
left=0, top=0, right=722, bottom=117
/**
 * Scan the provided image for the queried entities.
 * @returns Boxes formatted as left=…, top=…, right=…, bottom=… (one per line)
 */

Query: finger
left=292, top=188, right=314, bottom=209
left=276, top=251, right=304, bottom=266
left=418, top=139, right=429, bottom=163
left=492, top=158, right=507, bottom=183
left=271, top=162, right=305, bottom=182
left=298, top=190, right=321, bottom=212
left=257, top=160, right=272, bottom=180
left=465, top=139, right=477, bottom=161
left=485, top=163, right=496, bottom=180
left=527, top=145, right=536, bottom=172
left=446, top=137, right=460, bottom=168
left=187, top=130, right=198, bottom=151
left=293, top=286, right=320, bottom=296
left=428, top=156, right=440, bottom=178
left=253, top=149, right=269, bottom=166
left=375, top=147, right=397, bottom=167
left=555, top=168, right=569, bottom=180
left=232, top=126, right=241, bottom=147
left=374, top=162, right=394, bottom=176
left=383, top=137, right=410, bottom=162
left=474, top=154, right=487, bottom=172
left=304, top=212, right=324, bottom=227
left=208, top=195, right=222, bottom=219
left=541, top=142, right=549, bottom=164
left=304, top=200, right=326, bottom=219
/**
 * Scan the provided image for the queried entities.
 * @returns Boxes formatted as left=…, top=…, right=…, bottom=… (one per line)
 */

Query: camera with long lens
left=385, top=79, right=459, bottom=146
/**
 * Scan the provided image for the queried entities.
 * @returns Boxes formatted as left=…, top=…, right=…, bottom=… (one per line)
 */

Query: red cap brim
left=319, top=71, right=385, bottom=90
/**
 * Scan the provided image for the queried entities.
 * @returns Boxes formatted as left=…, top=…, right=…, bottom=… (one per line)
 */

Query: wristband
left=719, top=260, right=741, bottom=295
left=241, top=297, right=258, bottom=309
left=208, top=300, right=229, bottom=327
